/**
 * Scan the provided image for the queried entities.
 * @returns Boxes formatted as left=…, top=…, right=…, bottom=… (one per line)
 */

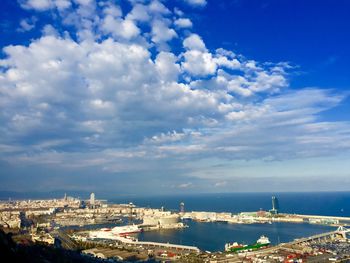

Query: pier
left=127, top=240, right=201, bottom=253
left=295, top=213, right=350, bottom=223
left=113, top=237, right=200, bottom=253
left=88, top=234, right=201, bottom=254
left=289, top=226, right=350, bottom=245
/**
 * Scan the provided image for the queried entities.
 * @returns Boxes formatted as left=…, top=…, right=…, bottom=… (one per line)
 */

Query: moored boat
left=225, top=235, right=270, bottom=253
left=90, top=224, right=142, bottom=239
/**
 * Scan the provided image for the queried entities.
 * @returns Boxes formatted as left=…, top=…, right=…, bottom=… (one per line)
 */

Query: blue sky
left=0, top=0, right=350, bottom=195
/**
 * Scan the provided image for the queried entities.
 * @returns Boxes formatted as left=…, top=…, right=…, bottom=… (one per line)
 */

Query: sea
left=4, top=191, right=350, bottom=252
left=109, top=192, right=350, bottom=217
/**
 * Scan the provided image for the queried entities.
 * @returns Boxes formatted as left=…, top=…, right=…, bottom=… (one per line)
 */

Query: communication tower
left=269, top=196, right=279, bottom=215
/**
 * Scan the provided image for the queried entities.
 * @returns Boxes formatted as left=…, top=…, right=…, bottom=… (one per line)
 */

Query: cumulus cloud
left=174, top=18, right=192, bottom=28
left=183, top=0, right=207, bottom=7
left=126, top=4, right=150, bottom=22
left=17, top=16, right=38, bottom=32
left=182, top=50, right=217, bottom=76
left=151, top=19, right=177, bottom=46
left=19, top=0, right=53, bottom=11
left=183, top=34, right=206, bottom=51
left=101, top=16, right=140, bottom=39
left=155, top=52, right=181, bottom=82
left=20, top=0, right=71, bottom=11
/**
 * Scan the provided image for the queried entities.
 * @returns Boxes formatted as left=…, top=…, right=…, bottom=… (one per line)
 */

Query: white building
left=90, top=193, right=95, bottom=208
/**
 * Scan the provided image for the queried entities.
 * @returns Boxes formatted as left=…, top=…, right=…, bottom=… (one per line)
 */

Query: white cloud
left=183, top=0, right=207, bottom=7
left=177, top=182, right=192, bottom=188
left=20, top=0, right=53, bottom=10
left=101, top=16, right=140, bottom=39
left=18, top=17, right=38, bottom=32
left=42, top=24, right=59, bottom=36
left=20, top=0, right=71, bottom=11
left=74, top=0, right=93, bottom=6
left=215, top=181, right=227, bottom=187
left=55, top=0, right=71, bottom=10
left=174, top=18, right=192, bottom=28
left=174, top=7, right=184, bottom=17
left=1, top=0, right=350, bottom=193
left=103, top=4, right=122, bottom=17
left=126, top=4, right=150, bottom=21
left=182, top=50, right=217, bottom=76
left=214, top=55, right=240, bottom=70
left=151, top=19, right=177, bottom=44
left=148, top=0, right=171, bottom=15
left=155, top=52, right=180, bottom=82
left=183, top=33, right=206, bottom=51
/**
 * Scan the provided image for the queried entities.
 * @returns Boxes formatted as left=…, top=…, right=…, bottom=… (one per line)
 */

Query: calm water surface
left=109, top=192, right=350, bottom=217
left=137, top=221, right=335, bottom=252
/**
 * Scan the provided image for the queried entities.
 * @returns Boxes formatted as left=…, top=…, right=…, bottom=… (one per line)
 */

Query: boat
left=225, top=235, right=270, bottom=253
left=102, top=225, right=142, bottom=235
left=90, top=225, right=142, bottom=239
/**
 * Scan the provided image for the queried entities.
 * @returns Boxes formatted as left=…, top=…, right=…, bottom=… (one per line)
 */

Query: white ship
left=89, top=225, right=142, bottom=239
left=256, top=235, right=270, bottom=244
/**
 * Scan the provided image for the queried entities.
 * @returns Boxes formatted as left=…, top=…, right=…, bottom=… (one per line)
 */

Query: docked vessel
left=90, top=225, right=142, bottom=239
left=225, top=235, right=270, bottom=253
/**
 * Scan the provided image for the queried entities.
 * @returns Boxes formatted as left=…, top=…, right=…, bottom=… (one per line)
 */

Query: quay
left=294, top=213, right=350, bottom=223
left=87, top=234, right=201, bottom=254
left=209, top=226, right=350, bottom=262
left=289, top=226, right=350, bottom=245
left=122, top=240, right=200, bottom=254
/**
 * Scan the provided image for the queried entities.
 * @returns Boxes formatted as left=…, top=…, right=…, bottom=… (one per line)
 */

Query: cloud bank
left=0, top=0, right=349, bottom=193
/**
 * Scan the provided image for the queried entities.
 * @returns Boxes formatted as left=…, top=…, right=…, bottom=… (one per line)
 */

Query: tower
left=90, top=192, right=95, bottom=209
left=180, top=202, right=185, bottom=214
left=128, top=202, right=134, bottom=224
left=270, top=196, right=279, bottom=215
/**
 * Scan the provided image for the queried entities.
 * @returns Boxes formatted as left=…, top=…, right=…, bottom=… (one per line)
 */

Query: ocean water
left=110, top=192, right=350, bottom=217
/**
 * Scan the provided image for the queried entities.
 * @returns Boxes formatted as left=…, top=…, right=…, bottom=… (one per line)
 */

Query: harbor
left=2, top=0, right=350, bottom=261
left=63, top=221, right=350, bottom=262
left=2, top=193, right=350, bottom=262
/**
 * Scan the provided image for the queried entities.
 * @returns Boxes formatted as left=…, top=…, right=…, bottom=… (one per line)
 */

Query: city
left=1, top=194, right=350, bottom=262
left=1, top=0, right=350, bottom=262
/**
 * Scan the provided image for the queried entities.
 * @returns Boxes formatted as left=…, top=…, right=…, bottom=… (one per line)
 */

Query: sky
left=0, top=0, right=350, bottom=195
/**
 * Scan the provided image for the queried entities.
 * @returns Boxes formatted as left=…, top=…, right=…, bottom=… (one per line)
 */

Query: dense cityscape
left=1, top=194, right=350, bottom=262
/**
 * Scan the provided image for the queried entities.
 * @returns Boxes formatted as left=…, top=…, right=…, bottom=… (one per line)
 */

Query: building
left=142, top=211, right=184, bottom=229
left=90, top=193, right=95, bottom=209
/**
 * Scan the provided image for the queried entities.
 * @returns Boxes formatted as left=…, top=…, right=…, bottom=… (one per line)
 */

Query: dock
left=88, top=234, right=201, bottom=254
left=289, top=226, right=350, bottom=245
left=113, top=235, right=200, bottom=253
